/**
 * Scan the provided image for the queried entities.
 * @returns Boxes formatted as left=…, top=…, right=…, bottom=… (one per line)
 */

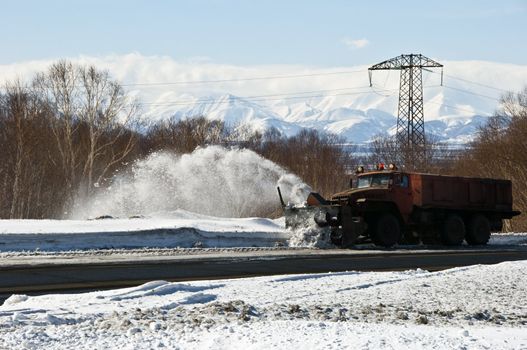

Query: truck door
left=393, top=173, right=413, bottom=222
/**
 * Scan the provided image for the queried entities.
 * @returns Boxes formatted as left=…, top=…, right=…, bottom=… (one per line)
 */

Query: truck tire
left=466, top=215, right=491, bottom=245
left=330, top=228, right=343, bottom=246
left=372, top=213, right=401, bottom=247
left=441, top=214, right=465, bottom=245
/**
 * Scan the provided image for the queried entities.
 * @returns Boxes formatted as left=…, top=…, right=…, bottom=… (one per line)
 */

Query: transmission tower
left=368, top=54, right=443, bottom=166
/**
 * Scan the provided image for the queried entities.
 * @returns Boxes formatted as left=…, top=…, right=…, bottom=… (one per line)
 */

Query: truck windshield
left=357, top=174, right=391, bottom=188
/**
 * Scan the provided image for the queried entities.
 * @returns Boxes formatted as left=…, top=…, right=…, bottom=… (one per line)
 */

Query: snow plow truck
left=279, top=164, right=520, bottom=247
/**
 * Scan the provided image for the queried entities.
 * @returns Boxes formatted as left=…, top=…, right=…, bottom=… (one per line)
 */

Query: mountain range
left=141, top=86, right=497, bottom=144
left=1, top=54, right=526, bottom=144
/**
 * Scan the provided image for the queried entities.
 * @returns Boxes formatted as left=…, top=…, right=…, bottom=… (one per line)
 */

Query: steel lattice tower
left=368, top=54, right=443, bottom=165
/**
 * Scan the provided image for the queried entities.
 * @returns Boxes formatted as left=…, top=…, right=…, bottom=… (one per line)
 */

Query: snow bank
left=0, top=210, right=288, bottom=251
left=0, top=211, right=526, bottom=252
left=70, top=146, right=311, bottom=219
left=0, top=261, right=526, bottom=349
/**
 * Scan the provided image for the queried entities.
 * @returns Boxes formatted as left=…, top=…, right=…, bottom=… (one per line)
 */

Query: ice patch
left=3, top=294, right=28, bottom=306
left=107, top=281, right=223, bottom=301
left=11, top=312, right=28, bottom=323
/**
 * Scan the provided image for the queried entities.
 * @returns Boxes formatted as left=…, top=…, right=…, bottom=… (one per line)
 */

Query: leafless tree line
left=0, top=61, right=354, bottom=218
left=450, top=87, right=527, bottom=230
left=144, top=118, right=353, bottom=198
left=248, top=128, right=353, bottom=198
left=2, top=60, right=525, bottom=226
left=366, top=133, right=458, bottom=173
left=0, top=61, right=140, bottom=218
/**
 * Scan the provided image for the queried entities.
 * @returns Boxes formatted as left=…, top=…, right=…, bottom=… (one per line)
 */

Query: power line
left=121, top=69, right=368, bottom=87
left=428, top=70, right=511, bottom=93
left=140, top=86, right=398, bottom=107
left=0, top=66, right=502, bottom=117
left=140, top=86, right=374, bottom=106
left=442, top=85, right=501, bottom=101
left=425, top=100, right=492, bottom=116
left=2, top=67, right=514, bottom=100
left=0, top=69, right=368, bottom=91
left=370, top=83, right=399, bottom=97
left=139, top=83, right=451, bottom=108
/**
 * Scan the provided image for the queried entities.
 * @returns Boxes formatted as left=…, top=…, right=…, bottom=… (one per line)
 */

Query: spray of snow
left=288, top=224, right=333, bottom=248
left=70, top=146, right=311, bottom=219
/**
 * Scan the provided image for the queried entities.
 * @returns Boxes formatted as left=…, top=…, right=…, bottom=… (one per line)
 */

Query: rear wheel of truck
left=372, top=213, right=401, bottom=247
left=330, top=228, right=343, bottom=246
left=466, top=215, right=491, bottom=245
left=441, top=214, right=465, bottom=245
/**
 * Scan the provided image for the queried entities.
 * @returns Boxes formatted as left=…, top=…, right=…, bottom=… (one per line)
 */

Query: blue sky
left=1, top=0, right=526, bottom=66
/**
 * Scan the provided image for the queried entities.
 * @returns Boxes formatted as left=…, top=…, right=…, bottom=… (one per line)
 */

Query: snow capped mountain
left=1, top=54, right=526, bottom=144
left=141, top=86, right=498, bottom=144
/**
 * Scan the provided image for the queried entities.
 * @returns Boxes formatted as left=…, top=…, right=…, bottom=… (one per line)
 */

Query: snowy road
left=2, top=214, right=527, bottom=304
left=2, top=246, right=527, bottom=296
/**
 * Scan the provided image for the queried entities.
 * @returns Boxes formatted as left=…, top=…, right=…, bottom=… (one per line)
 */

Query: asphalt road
left=1, top=245, right=527, bottom=299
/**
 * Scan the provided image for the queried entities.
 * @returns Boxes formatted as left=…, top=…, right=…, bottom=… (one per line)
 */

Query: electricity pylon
left=369, top=54, right=443, bottom=167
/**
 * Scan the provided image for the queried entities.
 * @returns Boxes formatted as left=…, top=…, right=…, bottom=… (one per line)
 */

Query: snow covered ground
left=0, top=261, right=526, bottom=349
left=1, top=214, right=527, bottom=348
left=0, top=211, right=290, bottom=252
left=1, top=212, right=526, bottom=253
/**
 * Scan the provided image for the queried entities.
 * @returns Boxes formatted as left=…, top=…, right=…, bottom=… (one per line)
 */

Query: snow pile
left=287, top=223, right=333, bottom=248
left=0, top=261, right=526, bottom=349
left=0, top=213, right=525, bottom=252
left=71, top=146, right=311, bottom=219
left=0, top=211, right=288, bottom=252
left=490, top=233, right=527, bottom=245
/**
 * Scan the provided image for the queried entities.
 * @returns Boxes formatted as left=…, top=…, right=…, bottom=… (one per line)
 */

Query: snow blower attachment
left=278, top=186, right=364, bottom=246
left=278, top=187, right=328, bottom=227
left=279, top=165, right=520, bottom=248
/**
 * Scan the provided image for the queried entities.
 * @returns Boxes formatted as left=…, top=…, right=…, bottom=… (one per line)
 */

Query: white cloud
left=342, top=37, right=370, bottom=50
left=0, top=53, right=372, bottom=99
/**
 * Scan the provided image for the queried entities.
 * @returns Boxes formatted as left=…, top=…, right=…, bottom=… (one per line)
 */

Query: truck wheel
left=330, top=228, right=343, bottom=246
left=466, top=215, right=491, bottom=245
left=441, top=214, right=465, bottom=245
left=372, top=213, right=401, bottom=247
left=400, top=230, right=420, bottom=245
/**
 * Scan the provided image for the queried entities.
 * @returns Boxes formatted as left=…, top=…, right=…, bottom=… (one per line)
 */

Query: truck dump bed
left=410, top=173, right=514, bottom=213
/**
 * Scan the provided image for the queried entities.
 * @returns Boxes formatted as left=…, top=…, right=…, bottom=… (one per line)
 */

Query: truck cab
left=331, top=170, right=413, bottom=225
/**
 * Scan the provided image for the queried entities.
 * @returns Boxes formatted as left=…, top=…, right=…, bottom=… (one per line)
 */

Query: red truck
left=282, top=165, right=520, bottom=247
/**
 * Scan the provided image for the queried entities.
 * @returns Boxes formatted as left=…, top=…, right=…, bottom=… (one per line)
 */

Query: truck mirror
left=349, top=178, right=354, bottom=188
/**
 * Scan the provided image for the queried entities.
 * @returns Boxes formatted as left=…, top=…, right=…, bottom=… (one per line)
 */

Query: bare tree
left=146, top=116, right=227, bottom=154
left=452, top=86, right=527, bottom=231
left=368, top=133, right=451, bottom=173
left=253, top=129, right=353, bottom=198
left=33, top=61, right=79, bottom=198
left=78, top=65, right=139, bottom=195
left=33, top=61, right=139, bottom=203
left=0, top=81, right=60, bottom=218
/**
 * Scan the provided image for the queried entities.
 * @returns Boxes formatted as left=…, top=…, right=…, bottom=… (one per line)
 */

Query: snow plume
left=70, top=146, right=311, bottom=219
left=288, top=224, right=333, bottom=248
